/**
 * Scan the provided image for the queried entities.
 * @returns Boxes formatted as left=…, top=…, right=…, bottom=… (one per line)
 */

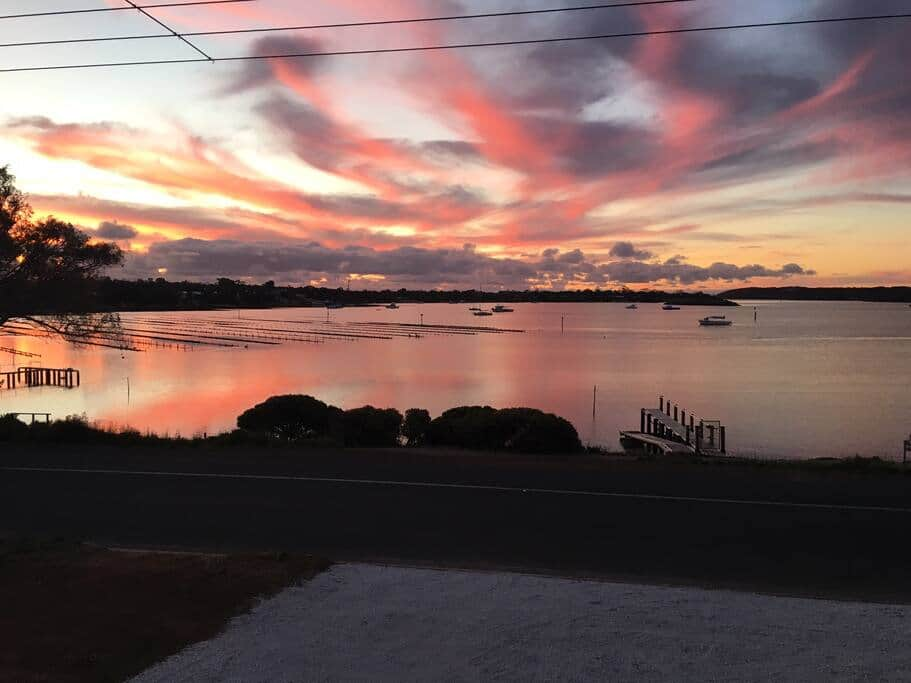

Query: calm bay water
left=2, top=301, right=910, bottom=460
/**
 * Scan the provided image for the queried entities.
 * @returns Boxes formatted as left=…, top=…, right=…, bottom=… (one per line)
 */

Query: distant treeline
left=720, top=286, right=911, bottom=303
left=92, top=277, right=736, bottom=311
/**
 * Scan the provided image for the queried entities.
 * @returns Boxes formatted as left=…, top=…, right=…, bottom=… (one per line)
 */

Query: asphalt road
left=4, top=445, right=911, bottom=602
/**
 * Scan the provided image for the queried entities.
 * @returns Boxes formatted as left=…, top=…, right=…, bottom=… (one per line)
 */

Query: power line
left=0, top=0, right=699, bottom=50
left=0, top=0, right=257, bottom=21
left=193, top=0, right=702, bottom=34
left=123, top=0, right=213, bottom=61
left=1, top=11, right=909, bottom=74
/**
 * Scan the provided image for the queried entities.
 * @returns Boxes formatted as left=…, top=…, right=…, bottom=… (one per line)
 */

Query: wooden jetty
left=620, top=395, right=727, bottom=456
left=0, top=367, right=80, bottom=391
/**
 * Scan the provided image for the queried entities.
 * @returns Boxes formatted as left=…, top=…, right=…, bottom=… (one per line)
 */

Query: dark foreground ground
left=0, top=540, right=325, bottom=682
left=4, top=444, right=911, bottom=603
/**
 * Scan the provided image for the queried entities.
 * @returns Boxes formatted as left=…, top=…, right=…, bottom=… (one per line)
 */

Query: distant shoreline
left=80, top=278, right=739, bottom=313
left=721, top=285, right=911, bottom=303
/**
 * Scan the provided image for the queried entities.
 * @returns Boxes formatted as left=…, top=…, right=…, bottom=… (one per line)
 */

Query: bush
left=30, top=415, right=97, bottom=443
left=499, top=409, right=582, bottom=454
left=401, top=408, right=431, bottom=446
left=237, top=395, right=339, bottom=441
left=426, top=406, right=503, bottom=450
left=0, top=414, right=29, bottom=441
left=341, top=406, right=403, bottom=447
left=427, top=406, right=582, bottom=454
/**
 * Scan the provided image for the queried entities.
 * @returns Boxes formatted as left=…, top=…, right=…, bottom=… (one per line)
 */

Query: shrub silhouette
left=401, top=408, right=432, bottom=446
left=427, top=406, right=582, bottom=454
left=237, top=395, right=339, bottom=441
left=0, top=414, right=29, bottom=441
left=340, top=406, right=403, bottom=447
left=498, top=408, right=582, bottom=454
left=33, top=415, right=97, bottom=443
left=426, top=406, right=503, bottom=450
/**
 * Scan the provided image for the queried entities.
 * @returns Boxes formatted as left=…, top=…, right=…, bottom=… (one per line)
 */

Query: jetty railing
left=633, top=395, right=727, bottom=456
left=0, top=367, right=80, bottom=391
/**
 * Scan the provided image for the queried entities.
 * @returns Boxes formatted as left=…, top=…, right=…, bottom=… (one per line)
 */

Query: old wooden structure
left=620, top=395, right=727, bottom=456
left=0, top=367, right=80, bottom=392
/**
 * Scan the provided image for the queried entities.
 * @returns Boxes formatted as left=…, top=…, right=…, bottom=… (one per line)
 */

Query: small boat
left=625, top=304, right=638, bottom=310
left=662, top=304, right=681, bottom=310
left=491, top=305, right=514, bottom=313
left=385, top=303, right=399, bottom=309
left=473, top=310, right=494, bottom=317
left=699, top=316, right=733, bottom=326
left=468, top=306, right=482, bottom=312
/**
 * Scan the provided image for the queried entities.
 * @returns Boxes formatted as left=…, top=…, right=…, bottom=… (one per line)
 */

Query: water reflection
left=1, top=301, right=909, bottom=459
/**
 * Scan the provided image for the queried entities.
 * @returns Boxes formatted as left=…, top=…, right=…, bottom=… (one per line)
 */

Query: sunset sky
left=1, top=0, right=909, bottom=289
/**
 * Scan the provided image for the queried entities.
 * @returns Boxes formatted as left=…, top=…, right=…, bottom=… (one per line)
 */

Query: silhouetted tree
left=401, top=408, right=432, bottom=446
left=237, top=394, right=340, bottom=441
left=0, top=166, right=123, bottom=337
left=495, top=408, right=582, bottom=454
left=426, top=406, right=504, bottom=451
left=427, top=406, right=582, bottom=454
left=341, top=406, right=403, bottom=447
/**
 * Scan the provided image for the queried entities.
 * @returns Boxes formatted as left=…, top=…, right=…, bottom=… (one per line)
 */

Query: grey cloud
left=222, top=36, right=327, bottom=96
left=419, top=140, right=483, bottom=162
left=120, top=239, right=815, bottom=289
left=609, top=241, right=654, bottom=261
left=601, top=260, right=817, bottom=285
left=96, top=221, right=138, bottom=240
left=695, top=139, right=842, bottom=184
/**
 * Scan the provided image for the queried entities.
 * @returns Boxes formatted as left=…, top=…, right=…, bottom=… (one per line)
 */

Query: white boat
left=662, top=304, right=681, bottom=310
left=625, top=304, right=638, bottom=309
left=699, top=316, right=732, bottom=326
left=491, top=305, right=514, bottom=313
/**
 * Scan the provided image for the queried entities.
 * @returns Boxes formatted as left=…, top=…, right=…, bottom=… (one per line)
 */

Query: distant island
left=720, top=286, right=911, bottom=303
left=84, top=278, right=738, bottom=312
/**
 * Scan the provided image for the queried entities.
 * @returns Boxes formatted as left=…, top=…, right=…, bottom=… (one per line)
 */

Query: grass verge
left=0, top=538, right=328, bottom=683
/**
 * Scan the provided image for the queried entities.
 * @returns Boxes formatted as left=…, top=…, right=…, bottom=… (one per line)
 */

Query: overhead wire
left=122, top=0, right=214, bottom=61
left=0, top=0, right=257, bottom=21
left=0, top=10, right=909, bottom=74
left=0, top=0, right=700, bottom=49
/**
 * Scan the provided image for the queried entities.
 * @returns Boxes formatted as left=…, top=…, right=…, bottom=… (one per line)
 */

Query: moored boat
left=699, top=316, right=733, bottom=326
left=625, top=304, right=638, bottom=309
left=491, top=305, right=514, bottom=313
left=662, top=304, right=681, bottom=310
